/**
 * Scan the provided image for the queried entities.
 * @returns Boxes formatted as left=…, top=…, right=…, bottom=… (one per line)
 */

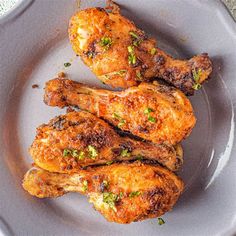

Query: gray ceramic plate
left=0, top=0, right=236, bottom=235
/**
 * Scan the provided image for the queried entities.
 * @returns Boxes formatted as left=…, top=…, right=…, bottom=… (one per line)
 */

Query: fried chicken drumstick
left=30, top=111, right=183, bottom=173
left=23, top=161, right=184, bottom=224
left=69, top=7, right=212, bottom=95
left=44, top=78, right=196, bottom=146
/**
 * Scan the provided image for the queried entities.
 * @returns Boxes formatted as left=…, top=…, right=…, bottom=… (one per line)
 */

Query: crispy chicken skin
left=30, top=111, right=183, bottom=172
left=68, top=7, right=212, bottom=95
left=44, top=78, right=196, bottom=146
left=23, top=162, right=184, bottom=224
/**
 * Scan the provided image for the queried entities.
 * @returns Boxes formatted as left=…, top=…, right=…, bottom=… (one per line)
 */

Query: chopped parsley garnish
left=129, top=31, right=139, bottom=39
left=115, top=70, right=127, bottom=76
left=88, top=145, right=98, bottom=159
left=119, top=192, right=123, bottom=198
left=128, top=45, right=134, bottom=53
left=129, top=191, right=141, bottom=198
left=148, top=116, right=156, bottom=123
left=100, top=37, right=112, bottom=50
left=82, top=180, right=88, bottom=192
left=150, top=48, right=157, bottom=55
left=193, top=68, right=201, bottom=81
left=118, top=120, right=126, bottom=128
left=129, top=31, right=143, bottom=46
left=127, top=46, right=137, bottom=65
left=78, top=151, right=85, bottom=160
left=144, top=107, right=156, bottom=123
left=192, top=68, right=202, bottom=90
left=102, top=70, right=127, bottom=80
left=102, top=192, right=119, bottom=211
left=112, top=113, right=120, bottom=119
left=157, top=217, right=165, bottom=225
left=72, top=149, right=79, bottom=158
left=132, top=41, right=138, bottom=47
left=144, top=107, right=154, bottom=114
left=63, top=149, right=72, bottom=156
left=63, top=149, right=85, bottom=160
left=136, top=71, right=142, bottom=80
left=112, top=113, right=126, bottom=128
left=121, top=149, right=131, bottom=157
left=64, top=62, right=71, bottom=67
left=192, top=83, right=201, bottom=90
left=106, top=161, right=113, bottom=165
left=136, top=155, right=144, bottom=161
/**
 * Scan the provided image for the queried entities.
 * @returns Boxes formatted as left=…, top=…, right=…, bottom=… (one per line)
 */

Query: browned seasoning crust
left=68, top=7, right=212, bottom=95
left=29, top=111, right=183, bottom=172
left=44, top=78, right=196, bottom=146
left=22, top=161, right=184, bottom=224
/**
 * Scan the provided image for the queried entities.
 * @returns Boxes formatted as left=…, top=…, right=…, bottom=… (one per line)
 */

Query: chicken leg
left=44, top=78, right=196, bottom=146
left=69, top=7, right=212, bottom=95
left=22, top=161, right=184, bottom=224
left=30, top=111, right=183, bottom=172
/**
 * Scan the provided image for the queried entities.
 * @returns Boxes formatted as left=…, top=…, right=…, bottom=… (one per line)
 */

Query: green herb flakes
left=102, top=70, right=127, bottom=80
left=64, top=62, right=71, bottom=67
left=71, top=149, right=79, bottom=157
left=118, top=120, right=126, bottom=128
left=157, top=217, right=165, bottom=225
left=78, top=151, right=85, bottom=160
left=63, top=149, right=71, bottom=156
left=128, top=45, right=134, bottom=53
left=136, top=71, right=142, bottom=80
left=129, top=31, right=139, bottom=39
left=100, top=37, right=112, bottom=50
left=192, top=83, right=202, bottom=90
left=136, top=155, right=144, bottom=161
left=63, top=149, right=85, bottom=160
left=82, top=180, right=88, bottom=192
left=115, top=70, right=127, bottom=76
left=148, top=116, right=156, bottom=123
left=128, top=54, right=136, bottom=65
left=112, top=113, right=120, bottom=119
left=144, top=107, right=154, bottom=114
left=102, top=192, right=119, bottom=211
left=88, top=145, right=98, bottom=159
left=144, top=107, right=156, bottom=123
left=121, top=149, right=131, bottom=157
left=193, top=68, right=201, bottom=82
left=150, top=48, right=157, bottom=55
left=106, top=161, right=113, bottom=165
left=127, top=46, right=137, bottom=65
left=129, top=31, right=143, bottom=46
left=192, top=68, right=202, bottom=90
left=112, top=113, right=126, bottom=128
left=129, top=191, right=141, bottom=198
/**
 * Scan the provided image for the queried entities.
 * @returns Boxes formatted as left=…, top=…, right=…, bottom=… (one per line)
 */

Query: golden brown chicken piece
left=30, top=111, right=183, bottom=173
left=68, top=7, right=212, bottom=95
left=44, top=78, right=196, bottom=146
left=23, top=161, right=184, bottom=224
